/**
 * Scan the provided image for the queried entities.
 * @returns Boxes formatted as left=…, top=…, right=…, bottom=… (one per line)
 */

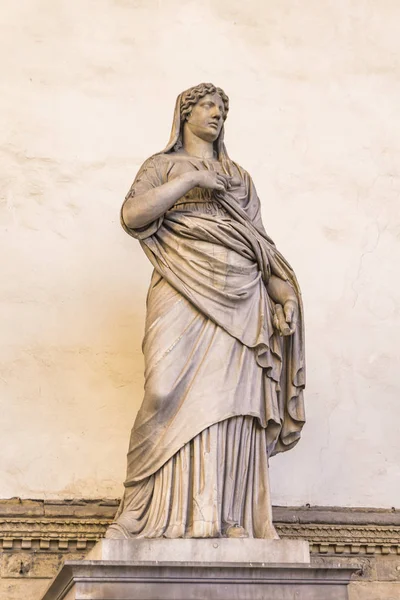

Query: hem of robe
left=107, top=416, right=280, bottom=540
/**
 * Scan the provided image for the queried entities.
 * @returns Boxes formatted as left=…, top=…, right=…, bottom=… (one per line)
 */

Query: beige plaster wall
left=1, top=0, right=399, bottom=507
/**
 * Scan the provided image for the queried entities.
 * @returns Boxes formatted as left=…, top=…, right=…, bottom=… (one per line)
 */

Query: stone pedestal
left=87, top=538, right=311, bottom=563
left=41, top=539, right=357, bottom=600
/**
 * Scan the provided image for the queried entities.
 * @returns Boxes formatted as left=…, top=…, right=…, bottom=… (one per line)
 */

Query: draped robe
left=107, top=152, right=305, bottom=539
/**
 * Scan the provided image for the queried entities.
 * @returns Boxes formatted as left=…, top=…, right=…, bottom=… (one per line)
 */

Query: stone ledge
left=0, top=499, right=118, bottom=519
left=1, top=500, right=399, bottom=524
left=87, top=538, right=311, bottom=564
left=41, top=561, right=357, bottom=600
left=274, top=506, right=400, bottom=526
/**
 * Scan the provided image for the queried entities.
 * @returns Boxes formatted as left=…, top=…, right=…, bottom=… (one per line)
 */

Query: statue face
left=185, top=93, right=225, bottom=143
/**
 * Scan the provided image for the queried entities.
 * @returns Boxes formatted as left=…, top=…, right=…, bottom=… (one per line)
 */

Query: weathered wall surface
left=1, top=0, right=399, bottom=506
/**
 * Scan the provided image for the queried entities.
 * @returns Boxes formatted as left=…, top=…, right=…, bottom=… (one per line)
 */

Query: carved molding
left=0, top=500, right=399, bottom=556
left=0, top=518, right=108, bottom=552
left=278, top=524, right=400, bottom=555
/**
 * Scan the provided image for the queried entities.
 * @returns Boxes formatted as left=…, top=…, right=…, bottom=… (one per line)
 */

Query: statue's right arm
left=122, top=170, right=232, bottom=230
left=122, top=172, right=200, bottom=229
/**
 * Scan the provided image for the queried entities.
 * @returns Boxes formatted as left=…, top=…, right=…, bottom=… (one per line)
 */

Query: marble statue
left=106, top=83, right=305, bottom=540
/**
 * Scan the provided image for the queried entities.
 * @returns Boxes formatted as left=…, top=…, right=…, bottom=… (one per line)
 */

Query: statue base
left=87, top=537, right=311, bottom=563
left=41, top=539, right=356, bottom=600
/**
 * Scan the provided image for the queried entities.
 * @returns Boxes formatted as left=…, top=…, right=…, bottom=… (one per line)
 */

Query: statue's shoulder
left=139, top=153, right=168, bottom=168
left=135, top=153, right=171, bottom=178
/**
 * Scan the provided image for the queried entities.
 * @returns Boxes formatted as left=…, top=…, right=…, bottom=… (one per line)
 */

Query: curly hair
left=180, top=83, right=229, bottom=122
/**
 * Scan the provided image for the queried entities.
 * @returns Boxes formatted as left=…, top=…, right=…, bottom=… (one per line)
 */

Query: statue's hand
left=273, top=300, right=298, bottom=336
left=195, top=171, right=235, bottom=191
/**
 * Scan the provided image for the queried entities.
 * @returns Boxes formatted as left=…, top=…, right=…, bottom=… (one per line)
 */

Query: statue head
left=162, top=83, right=230, bottom=158
left=180, top=83, right=229, bottom=124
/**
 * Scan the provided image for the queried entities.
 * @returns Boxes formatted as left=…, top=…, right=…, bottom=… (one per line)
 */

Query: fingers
left=215, top=174, right=236, bottom=192
left=208, top=173, right=242, bottom=192
left=216, top=174, right=229, bottom=189
left=204, top=173, right=243, bottom=193
left=274, top=304, right=298, bottom=336
left=284, top=299, right=298, bottom=334
left=284, top=304, right=294, bottom=323
left=275, top=304, right=291, bottom=336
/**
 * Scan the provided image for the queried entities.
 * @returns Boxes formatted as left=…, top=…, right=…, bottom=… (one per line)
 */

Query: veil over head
left=160, top=85, right=230, bottom=160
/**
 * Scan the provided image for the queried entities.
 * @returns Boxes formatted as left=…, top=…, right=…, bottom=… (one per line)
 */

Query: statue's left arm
left=243, top=168, right=299, bottom=336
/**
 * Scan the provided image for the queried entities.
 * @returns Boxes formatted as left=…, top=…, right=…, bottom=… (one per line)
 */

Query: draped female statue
left=106, top=83, right=305, bottom=540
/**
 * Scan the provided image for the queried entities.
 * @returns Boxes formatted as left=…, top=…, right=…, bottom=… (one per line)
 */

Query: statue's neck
left=182, top=128, right=215, bottom=159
